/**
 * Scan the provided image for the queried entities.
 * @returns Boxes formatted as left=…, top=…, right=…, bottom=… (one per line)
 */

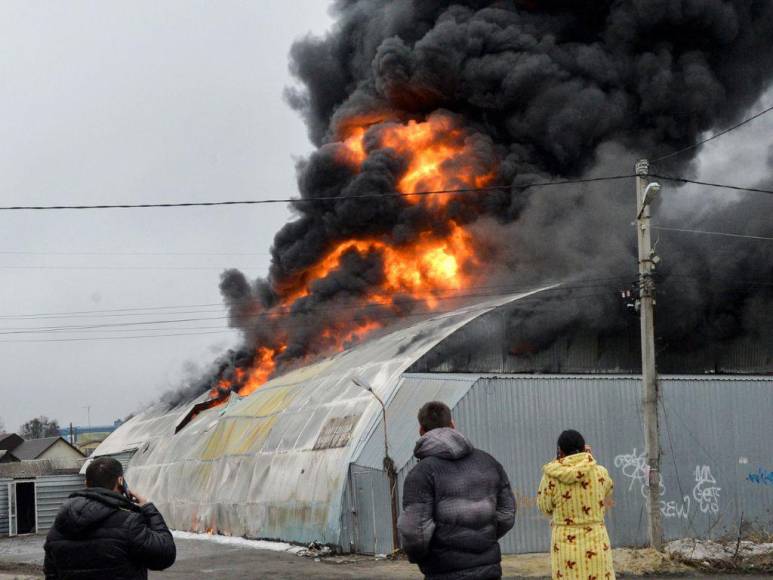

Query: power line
left=0, top=278, right=630, bottom=321
left=0, top=175, right=634, bottom=211
left=2, top=277, right=768, bottom=337
left=651, top=103, right=773, bottom=164
left=651, top=225, right=773, bottom=242
left=650, top=174, right=773, bottom=196
left=0, top=250, right=272, bottom=257
left=0, top=302, right=230, bottom=320
left=0, top=289, right=617, bottom=343
left=0, top=329, right=233, bottom=344
left=0, top=265, right=267, bottom=271
left=0, top=279, right=633, bottom=332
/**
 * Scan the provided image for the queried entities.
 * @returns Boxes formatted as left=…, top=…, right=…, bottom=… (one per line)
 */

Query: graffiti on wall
left=693, top=465, right=721, bottom=513
left=614, top=449, right=721, bottom=519
left=747, top=467, right=773, bottom=486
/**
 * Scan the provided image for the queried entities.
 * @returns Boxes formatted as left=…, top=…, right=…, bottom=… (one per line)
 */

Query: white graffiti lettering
left=693, top=465, right=721, bottom=514
left=614, top=450, right=719, bottom=519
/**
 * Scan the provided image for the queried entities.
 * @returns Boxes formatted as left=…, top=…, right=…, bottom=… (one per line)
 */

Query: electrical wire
left=650, top=174, right=773, bottom=196
left=0, top=250, right=272, bottom=256
left=0, top=281, right=625, bottom=334
left=0, top=288, right=618, bottom=343
left=0, top=175, right=635, bottom=211
left=0, top=278, right=631, bottom=321
left=651, top=225, right=773, bottom=242
left=651, top=103, right=773, bottom=164
left=0, top=329, right=233, bottom=343
left=0, top=276, right=632, bottom=332
left=0, top=265, right=267, bottom=271
left=2, top=277, right=768, bottom=340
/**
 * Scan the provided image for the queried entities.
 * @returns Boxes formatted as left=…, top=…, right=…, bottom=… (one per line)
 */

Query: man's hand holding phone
left=121, top=479, right=147, bottom=506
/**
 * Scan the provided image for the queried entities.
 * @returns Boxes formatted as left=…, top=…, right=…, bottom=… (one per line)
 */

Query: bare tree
left=20, top=416, right=60, bottom=440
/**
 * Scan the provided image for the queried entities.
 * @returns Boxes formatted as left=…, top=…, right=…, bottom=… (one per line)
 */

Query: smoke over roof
left=172, top=1, right=773, bottom=406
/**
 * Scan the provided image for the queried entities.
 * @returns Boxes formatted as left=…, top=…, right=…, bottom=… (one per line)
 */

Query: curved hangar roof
left=93, top=288, right=551, bottom=544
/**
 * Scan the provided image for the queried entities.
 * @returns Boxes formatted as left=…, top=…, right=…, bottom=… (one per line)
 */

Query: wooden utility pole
left=635, top=159, right=663, bottom=549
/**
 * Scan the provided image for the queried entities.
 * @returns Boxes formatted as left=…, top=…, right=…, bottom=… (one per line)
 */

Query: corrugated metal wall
left=448, top=375, right=773, bottom=553
left=351, top=375, right=773, bottom=555
left=341, top=464, right=395, bottom=555
left=355, top=374, right=479, bottom=471
left=0, top=478, right=8, bottom=535
left=36, top=475, right=85, bottom=532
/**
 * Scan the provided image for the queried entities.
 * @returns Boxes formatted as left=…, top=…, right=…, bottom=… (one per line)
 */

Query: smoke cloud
left=174, top=1, right=773, bottom=405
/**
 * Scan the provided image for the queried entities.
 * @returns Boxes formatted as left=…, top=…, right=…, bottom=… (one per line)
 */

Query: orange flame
left=341, top=114, right=495, bottom=206
left=282, top=221, right=475, bottom=308
left=212, top=113, right=496, bottom=400
left=238, top=346, right=280, bottom=397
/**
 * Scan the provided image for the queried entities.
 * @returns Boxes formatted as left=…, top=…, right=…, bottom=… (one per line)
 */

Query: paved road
left=2, top=535, right=770, bottom=579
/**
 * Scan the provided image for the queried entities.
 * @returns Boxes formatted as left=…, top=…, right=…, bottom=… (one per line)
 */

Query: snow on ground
left=666, top=538, right=773, bottom=562
left=172, top=531, right=305, bottom=555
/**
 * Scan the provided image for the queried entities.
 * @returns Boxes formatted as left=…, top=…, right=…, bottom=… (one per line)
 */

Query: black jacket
left=44, top=488, right=176, bottom=580
left=397, top=428, right=516, bottom=580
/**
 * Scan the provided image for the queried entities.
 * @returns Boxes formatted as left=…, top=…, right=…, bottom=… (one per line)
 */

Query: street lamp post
left=351, top=376, right=400, bottom=554
left=635, top=159, right=663, bottom=550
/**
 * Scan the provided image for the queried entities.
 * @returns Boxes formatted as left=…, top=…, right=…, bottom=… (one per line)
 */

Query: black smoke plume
left=173, top=1, right=773, bottom=406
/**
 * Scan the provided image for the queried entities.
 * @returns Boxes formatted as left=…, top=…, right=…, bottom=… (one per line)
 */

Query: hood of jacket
left=414, top=427, right=473, bottom=461
left=543, top=452, right=597, bottom=484
left=54, top=488, right=139, bottom=537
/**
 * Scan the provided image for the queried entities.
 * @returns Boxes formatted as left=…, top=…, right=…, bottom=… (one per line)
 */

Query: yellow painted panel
left=237, top=385, right=299, bottom=417
left=200, top=416, right=279, bottom=460
left=225, top=417, right=277, bottom=455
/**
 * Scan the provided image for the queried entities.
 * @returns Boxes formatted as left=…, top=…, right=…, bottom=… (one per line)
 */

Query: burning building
left=94, top=0, right=772, bottom=554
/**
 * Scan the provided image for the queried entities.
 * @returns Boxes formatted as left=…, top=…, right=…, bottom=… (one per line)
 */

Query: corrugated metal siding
left=343, top=464, right=394, bottom=555
left=355, top=374, right=481, bottom=471
left=657, top=376, right=773, bottom=540
left=111, top=450, right=137, bottom=473
left=0, top=478, right=9, bottom=535
left=389, top=375, right=773, bottom=554
left=36, top=475, right=85, bottom=532
left=451, top=375, right=646, bottom=553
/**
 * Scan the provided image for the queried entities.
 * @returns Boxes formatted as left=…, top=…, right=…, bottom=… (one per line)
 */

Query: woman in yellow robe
left=537, top=430, right=615, bottom=580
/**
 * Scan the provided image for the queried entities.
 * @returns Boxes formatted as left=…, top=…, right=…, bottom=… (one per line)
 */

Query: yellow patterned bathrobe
left=537, top=452, right=615, bottom=580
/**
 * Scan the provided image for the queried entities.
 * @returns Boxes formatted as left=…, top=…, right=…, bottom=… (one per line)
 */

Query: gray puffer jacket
left=397, top=428, right=516, bottom=580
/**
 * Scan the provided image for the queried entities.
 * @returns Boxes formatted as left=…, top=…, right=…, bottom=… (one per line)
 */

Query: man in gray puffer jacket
left=398, top=401, right=516, bottom=580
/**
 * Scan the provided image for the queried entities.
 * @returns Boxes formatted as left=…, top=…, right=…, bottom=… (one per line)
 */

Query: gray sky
left=0, top=1, right=333, bottom=431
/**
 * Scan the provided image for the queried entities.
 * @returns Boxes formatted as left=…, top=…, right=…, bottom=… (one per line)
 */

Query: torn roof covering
left=92, top=288, right=553, bottom=545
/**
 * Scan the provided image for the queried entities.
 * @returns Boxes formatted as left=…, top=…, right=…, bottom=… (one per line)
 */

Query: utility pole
left=635, top=159, right=663, bottom=550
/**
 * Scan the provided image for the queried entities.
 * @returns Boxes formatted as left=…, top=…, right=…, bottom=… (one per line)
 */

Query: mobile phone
left=121, top=479, right=137, bottom=503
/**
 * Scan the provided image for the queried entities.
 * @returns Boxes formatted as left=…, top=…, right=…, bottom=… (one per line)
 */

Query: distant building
left=0, top=432, right=85, bottom=536
left=59, top=420, right=123, bottom=448
left=0, top=433, right=24, bottom=453
left=0, top=450, right=20, bottom=464
left=0, top=434, right=84, bottom=462
left=0, top=459, right=84, bottom=536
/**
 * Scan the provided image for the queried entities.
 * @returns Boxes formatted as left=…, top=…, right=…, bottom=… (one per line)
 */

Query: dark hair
left=86, top=457, right=123, bottom=490
left=557, top=429, right=585, bottom=456
left=418, top=401, right=453, bottom=432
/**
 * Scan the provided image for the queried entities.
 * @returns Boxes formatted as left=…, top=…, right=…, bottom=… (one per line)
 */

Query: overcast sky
left=0, top=1, right=333, bottom=431
left=1, top=2, right=771, bottom=434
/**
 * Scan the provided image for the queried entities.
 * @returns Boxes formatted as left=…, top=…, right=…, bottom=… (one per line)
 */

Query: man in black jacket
left=398, top=401, right=516, bottom=580
left=44, top=456, right=176, bottom=579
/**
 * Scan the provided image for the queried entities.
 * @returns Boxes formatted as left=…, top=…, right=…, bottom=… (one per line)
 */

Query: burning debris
left=169, top=1, right=773, bottom=407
